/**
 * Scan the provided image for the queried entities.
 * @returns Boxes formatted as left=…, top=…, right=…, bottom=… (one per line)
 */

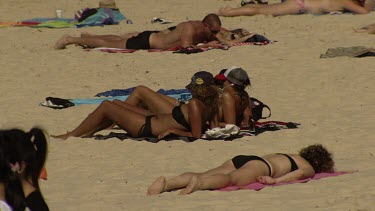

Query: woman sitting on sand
left=147, top=144, right=334, bottom=195
left=52, top=74, right=219, bottom=140
left=0, top=128, right=49, bottom=211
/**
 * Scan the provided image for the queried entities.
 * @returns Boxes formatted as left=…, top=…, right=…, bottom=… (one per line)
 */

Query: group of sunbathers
left=9, top=1, right=373, bottom=209
left=51, top=66, right=335, bottom=195
left=54, top=0, right=374, bottom=51
left=53, top=0, right=375, bottom=197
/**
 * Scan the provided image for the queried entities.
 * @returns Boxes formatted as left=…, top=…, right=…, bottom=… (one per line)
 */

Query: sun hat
left=99, top=0, right=119, bottom=10
left=185, top=71, right=214, bottom=90
left=215, top=66, right=250, bottom=86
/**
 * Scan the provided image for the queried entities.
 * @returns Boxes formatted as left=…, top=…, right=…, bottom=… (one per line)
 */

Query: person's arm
left=158, top=99, right=204, bottom=139
left=210, top=112, right=220, bottom=129
left=221, top=92, right=237, bottom=125
left=256, top=167, right=315, bottom=184
left=216, top=33, right=255, bottom=45
left=157, top=127, right=194, bottom=139
left=240, top=106, right=253, bottom=128
left=343, top=0, right=369, bottom=14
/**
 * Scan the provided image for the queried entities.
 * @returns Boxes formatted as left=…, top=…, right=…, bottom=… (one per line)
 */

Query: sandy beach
left=0, top=0, right=374, bottom=210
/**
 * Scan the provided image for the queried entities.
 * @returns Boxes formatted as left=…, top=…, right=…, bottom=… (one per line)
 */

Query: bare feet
left=179, top=175, right=199, bottom=195
left=147, top=176, right=166, bottom=195
left=54, top=35, right=71, bottom=49
left=51, top=132, right=71, bottom=140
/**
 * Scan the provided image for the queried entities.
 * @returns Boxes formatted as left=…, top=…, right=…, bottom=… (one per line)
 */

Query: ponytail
left=27, top=127, right=48, bottom=190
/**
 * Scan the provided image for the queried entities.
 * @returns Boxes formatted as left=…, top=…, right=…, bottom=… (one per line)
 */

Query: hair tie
left=9, top=162, right=21, bottom=174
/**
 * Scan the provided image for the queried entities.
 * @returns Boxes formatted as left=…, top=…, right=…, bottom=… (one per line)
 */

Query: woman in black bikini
left=52, top=75, right=219, bottom=140
left=147, top=144, right=334, bottom=195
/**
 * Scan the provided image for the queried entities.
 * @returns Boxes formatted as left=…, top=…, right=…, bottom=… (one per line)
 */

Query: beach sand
left=0, top=0, right=374, bottom=210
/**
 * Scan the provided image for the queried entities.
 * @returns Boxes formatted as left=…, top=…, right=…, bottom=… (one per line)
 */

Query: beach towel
left=91, top=120, right=300, bottom=142
left=320, top=46, right=375, bottom=58
left=85, top=34, right=272, bottom=54
left=219, top=171, right=354, bottom=191
left=5, top=8, right=129, bottom=28
left=40, top=88, right=192, bottom=109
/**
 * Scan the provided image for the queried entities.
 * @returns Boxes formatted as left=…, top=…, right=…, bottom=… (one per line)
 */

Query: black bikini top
left=172, top=106, right=190, bottom=130
left=280, top=154, right=299, bottom=172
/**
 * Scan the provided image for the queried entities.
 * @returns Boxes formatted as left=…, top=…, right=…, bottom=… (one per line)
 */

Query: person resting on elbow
left=52, top=73, right=220, bottom=140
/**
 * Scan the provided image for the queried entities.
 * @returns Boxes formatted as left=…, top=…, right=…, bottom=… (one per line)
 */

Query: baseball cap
left=215, top=66, right=250, bottom=86
left=185, top=71, right=214, bottom=90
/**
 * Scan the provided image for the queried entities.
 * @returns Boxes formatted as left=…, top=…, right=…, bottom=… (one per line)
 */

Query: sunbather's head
left=190, top=84, right=219, bottom=119
left=202, top=14, right=222, bottom=34
left=215, top=66, right=251, bottom=90
left=299, top=144, right=335, bottom=173
left=186, top=71, right=214, bottom=90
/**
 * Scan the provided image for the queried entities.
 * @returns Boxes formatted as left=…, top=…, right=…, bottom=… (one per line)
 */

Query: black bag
left=250, top=97, right=271, bottom=122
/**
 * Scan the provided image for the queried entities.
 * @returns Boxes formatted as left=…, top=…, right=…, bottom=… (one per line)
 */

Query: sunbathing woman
left=216, top=0, right=369, bottom=17
left=52, top=80, right=219, bottom=139
left=0, top=128, right=49, bottom=211
left=147, top=144, right=334, bottom=195
left=214, top=66, right=252, bottom=128
left=111, top=71, right=215, bottom=117
left=113, top=68, right=251, bottom=129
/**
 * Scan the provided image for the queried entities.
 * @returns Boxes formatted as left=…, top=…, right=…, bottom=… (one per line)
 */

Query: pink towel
left=220, top=171, right=354, bottom=191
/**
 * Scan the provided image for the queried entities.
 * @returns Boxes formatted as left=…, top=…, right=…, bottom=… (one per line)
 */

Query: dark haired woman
left=0, top=148, right=12, bottom=211
left=214, top=66, right=252, bottom=128
left=52, top=84, right=219, bottom=140
left=147, top=144, right=335, bottom=195
left=0, top=128, right=49, bottom=211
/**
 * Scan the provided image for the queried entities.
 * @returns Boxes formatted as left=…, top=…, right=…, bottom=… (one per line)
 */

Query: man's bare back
left=54, top=14, right=222, bottom=50
left=150, top=21, right=217, bottom=50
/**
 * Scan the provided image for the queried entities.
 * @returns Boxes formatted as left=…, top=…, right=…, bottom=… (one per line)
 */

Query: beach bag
left=250, top=97, right=271, bottom=122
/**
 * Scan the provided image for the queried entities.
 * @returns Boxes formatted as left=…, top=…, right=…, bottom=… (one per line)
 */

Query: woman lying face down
left=147, top=144, right=335, bottom=195
left=52, top=73, right=219, bottom=140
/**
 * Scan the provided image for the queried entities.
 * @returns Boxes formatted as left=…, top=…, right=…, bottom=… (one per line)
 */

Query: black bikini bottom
left=232, top=155, right=271, bottom=176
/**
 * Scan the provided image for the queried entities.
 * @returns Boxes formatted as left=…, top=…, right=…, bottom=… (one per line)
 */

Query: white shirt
left=0, top=200, right=12, bottom=211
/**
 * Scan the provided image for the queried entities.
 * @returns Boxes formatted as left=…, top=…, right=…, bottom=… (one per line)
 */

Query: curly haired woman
left=147, top=144, right=334, bottom=195
left=52, top=76, right=219, bottom=140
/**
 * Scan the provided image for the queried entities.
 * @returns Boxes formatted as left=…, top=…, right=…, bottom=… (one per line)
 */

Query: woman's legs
left=179, top=160, right=270, bottom=194
left=52, top=100, right=148, bottom=139
left=147, top=159, right=236, bottom=195
left=125, top=85, right=177, bottom=114
left=217, top=0, right=303, bottom=17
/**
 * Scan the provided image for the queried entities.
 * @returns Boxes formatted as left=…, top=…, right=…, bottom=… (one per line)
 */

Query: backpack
left=250, top=97, right=271, bottom=122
